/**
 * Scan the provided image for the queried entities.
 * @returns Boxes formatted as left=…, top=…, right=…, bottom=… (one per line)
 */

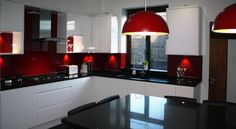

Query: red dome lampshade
left=212, top=3, right=236, bottom=34
left=122, top=10, right=169, bottom=35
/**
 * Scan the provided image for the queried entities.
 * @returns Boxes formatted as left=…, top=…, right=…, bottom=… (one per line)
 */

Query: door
left=209, top=38, right=228, bottom=101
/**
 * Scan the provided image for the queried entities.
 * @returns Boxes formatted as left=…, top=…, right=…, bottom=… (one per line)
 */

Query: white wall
left=227, top=39, right=236, bottom=103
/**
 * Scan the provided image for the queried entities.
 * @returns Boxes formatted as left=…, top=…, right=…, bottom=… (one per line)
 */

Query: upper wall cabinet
left=91, top=14, right=118, bottom=53
left=0, top=0, right=24, bottom=55
left=57, top=13, right=91, bottom=53
left=166, top=6, right=201, bottom=55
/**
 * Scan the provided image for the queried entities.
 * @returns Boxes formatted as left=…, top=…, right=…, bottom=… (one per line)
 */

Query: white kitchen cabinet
left=71, top=77, right=92, bottom=108
left=0, top=0, right=24, bottom=55
left=146, top=83, right=176, bottom=98
left=111, top=78, right=129, bottom=98
left=175, top=85, right=194, bottom=98
left=111, top=79, right=146, bottom=97
left=34, top=81, right=73, bottom=125
left=91, top=77, right=112, bottom=102
left=0, top=87, right=36, bottom=129
left=166, top=6, right=201, bottom=55
left=0, top=77, right=92, bottom=129
left=127, top=80, right=146, bottom=95
left=57, top=13, right=91, bottom=53
left=91, top=14, right=118, bottom=53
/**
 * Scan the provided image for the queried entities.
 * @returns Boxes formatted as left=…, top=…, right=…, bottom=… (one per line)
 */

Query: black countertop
left=0, top=72, right=89, bottom=91
left=1, top=70, right=201, bottom=91
left=62, top=94, right=236, bottom=129
left=93, top=70, right=201, bottom=87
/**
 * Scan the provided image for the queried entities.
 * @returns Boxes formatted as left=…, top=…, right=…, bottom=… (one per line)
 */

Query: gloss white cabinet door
left=166, top=6, right=201, bottom=55
left=146, top=83, right=176, bottom=97
left=57, top=14, right=91, bottom=53
left=0, top=87, right=37, bottom=129
left=175, top=85, right=194, bottom=98
left=34, top=81, right=73, bottom=125
left=91, top=77, right=112, bottom=102
left=91, top=14, right=118, bottom=53
left=127, top=80, right=146, bottom=95
left=0, top=0, right=24, bottom=31
left=71, top=77, right=92, bottom=108
left=0, top=0, right=24, bottom=55
left=111, top=78, right=129, bottom=98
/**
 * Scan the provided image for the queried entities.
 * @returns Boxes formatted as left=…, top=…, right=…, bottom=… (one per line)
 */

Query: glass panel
left=150, top=35, right=167, bottom=71
left=130, top=94, right=145, bottom=114
left=149, top=96, right=167, bottom=120
left=131, top=36, right=146, bottom=69
left=150, top=12, right=167, bottom=71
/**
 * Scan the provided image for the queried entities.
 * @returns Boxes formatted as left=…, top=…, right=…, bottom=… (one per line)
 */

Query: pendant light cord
left=144, top=0, right=147, bottom=11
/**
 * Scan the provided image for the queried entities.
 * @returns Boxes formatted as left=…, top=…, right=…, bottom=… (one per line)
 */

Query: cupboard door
left=91, top=77, right=112, bottom=102
left=91, top=14, right=117, bottom=53
left=166, top=6, right=201, bottom=55
left=166, top=8, right=182, bottom=55
left=146, top=83, right=176, bottom=98
left=71, top=77, right=92, bottom=108
left=182, top=7, right=200, bottom=55
left=127, top=80, right=146, bottom=95
left=1, top=87, right=36, bottom=129
left=175, top=86, right=194, bottom=98
left=0, top=0, right=24, bottom=31
left=111, top=78, right=129, bottom=98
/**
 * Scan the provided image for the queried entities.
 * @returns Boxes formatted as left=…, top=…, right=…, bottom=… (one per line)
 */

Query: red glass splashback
left=0, top=32, right=13, bottom=53
left=168, top=55, right=202, bottom=77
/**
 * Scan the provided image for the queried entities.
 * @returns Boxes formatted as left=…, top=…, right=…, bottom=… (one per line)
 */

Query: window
left=126, top=6, right=168, bottom=72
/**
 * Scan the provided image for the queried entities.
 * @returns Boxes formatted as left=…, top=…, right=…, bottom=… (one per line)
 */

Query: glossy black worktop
left=62, top=94, right=236, bottom=129
left=0, top=72, right=89, bottom=91
left=1, top=70, right=201, bottom=91
left=93, top=70, right=201, bottom=87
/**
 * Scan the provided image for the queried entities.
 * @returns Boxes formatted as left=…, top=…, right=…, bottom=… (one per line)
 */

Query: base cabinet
left=0, top=87, right=36, bottom=129
left=175, top=86, right=194, bottom=98
left=0, top=77, right=92, bottom=129
left=0, top=77, right=197, bottom=129
left=91, top=77, right=112, bottom=102
left=146, top=83, right=176, bottom=98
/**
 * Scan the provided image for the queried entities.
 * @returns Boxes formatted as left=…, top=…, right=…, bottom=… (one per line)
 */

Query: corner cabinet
left=0, top=0, right=24, bottom=55
left=91, top=14, right=118, bottom=53
left=166, top=6, right=201, bottom=55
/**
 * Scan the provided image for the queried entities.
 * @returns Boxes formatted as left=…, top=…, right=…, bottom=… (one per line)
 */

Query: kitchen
left=0, top=0, right=236, bottom=129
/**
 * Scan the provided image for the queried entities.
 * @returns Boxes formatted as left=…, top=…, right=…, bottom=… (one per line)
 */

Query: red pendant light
left=122, top=10, right=169, bottom=35
left=212, top=3, right=236, bottom=34
left=122, top=0, right=169, bottom=35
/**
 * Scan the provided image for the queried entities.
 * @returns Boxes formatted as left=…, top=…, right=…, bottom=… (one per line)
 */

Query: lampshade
left=122, top=10, right=169, bottom=35
left=212, top=3, right=236, bottom=34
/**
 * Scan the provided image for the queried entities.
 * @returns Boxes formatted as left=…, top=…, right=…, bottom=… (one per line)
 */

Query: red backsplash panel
left=0, top=53, right=126, bottom=78
left=0, top=32, right=13, bottom=53
left=168, top=55, right=202, bottom=78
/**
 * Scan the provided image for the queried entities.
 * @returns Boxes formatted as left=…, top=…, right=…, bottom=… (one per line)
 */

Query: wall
left=227, top=39, right=236, bottom=103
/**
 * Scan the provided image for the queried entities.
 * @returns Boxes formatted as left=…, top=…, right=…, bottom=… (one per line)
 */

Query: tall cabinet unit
left=166, top=6, right=201, bottom=55
left=0, top=0, right=24, bottom=54
left=91, top=14, right=118, bottom=53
